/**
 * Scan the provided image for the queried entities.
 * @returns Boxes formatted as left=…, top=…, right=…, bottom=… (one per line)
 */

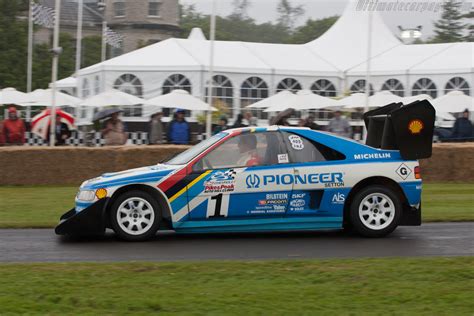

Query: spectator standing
left=149, top=112, right=164, bottom=144
left=3, top=107, right=25, bottom=145
left=305, top=115, right=321, bottom=130
left=46, top=114, right=71, bottom=146
left=327, top=110, right=351, bottom=138
left=245, top=111, right=258, bottom=126
left=213, top=116, right=228, bottom=135
left=167, top=109, right=190, bottom=144
left=298, top=118, right=306, bottom=127
left=0, top=120, right=5, bottom=145
left=102, top=112, right=127, bottom=146
left=232, top=114, right=247, bottom=128
left=451, top=109, right=473, bottom=141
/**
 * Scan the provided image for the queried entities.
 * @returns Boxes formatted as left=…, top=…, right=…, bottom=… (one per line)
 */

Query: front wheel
left=110, top=190, right=160, bottom=241
left=349, top=185, right=402, bottom=237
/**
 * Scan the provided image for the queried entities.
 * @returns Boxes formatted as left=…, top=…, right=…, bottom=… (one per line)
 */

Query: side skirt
left=172, top=217, right=342, bottom=233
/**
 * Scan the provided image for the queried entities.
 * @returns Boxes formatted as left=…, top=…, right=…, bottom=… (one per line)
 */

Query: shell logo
left=408, top=119, right=424, bottom=135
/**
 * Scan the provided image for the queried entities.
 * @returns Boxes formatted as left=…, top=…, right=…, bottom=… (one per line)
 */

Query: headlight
left=77, top=190, right=96, bottom=201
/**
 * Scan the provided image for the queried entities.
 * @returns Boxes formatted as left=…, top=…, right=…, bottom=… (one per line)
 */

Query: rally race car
left=56, top=100, right=435, bottom=241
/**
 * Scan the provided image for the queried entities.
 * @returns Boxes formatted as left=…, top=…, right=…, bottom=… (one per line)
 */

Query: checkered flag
left=31, top=1, right=55, bottom=29
left=222, top=169, right=237, bottom=180
left=104, top=26, right=123, bottom=48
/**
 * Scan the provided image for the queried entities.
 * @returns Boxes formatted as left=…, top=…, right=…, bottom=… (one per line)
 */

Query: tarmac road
left=0, top=222, right=472, bottom=263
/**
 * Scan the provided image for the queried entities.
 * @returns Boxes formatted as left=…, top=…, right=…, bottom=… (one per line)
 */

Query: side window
left=194, top=132, right=288, bottom=170
left=282, top=132, right=345, bottom=163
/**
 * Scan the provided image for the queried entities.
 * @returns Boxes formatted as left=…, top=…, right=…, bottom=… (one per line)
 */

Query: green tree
left=81, top=36, right=102, bottom=68
left=431, top=0, right=465, bottom=43
left=276, top=0, right=305, bottom=31
left=0, top=0, right=28, bottom=90
left=290, top=16, right=338, bottom=44
left=463, top=10, right=473, bottom=41
left=229, top=0, right=251, bottom=20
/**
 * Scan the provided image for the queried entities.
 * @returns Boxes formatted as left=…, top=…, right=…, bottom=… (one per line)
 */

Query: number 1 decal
left=207, top=193, right=230, bottom=218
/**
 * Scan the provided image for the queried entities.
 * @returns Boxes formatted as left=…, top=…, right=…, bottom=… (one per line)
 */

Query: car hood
left=81, top=164, right=182, bottom=189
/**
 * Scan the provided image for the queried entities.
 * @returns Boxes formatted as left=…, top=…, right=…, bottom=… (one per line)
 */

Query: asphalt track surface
left=0, top=222, right=472, bottom=263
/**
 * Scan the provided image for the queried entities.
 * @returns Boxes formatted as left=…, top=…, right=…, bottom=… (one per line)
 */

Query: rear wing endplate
left=363, top=100, right=436, bottom=160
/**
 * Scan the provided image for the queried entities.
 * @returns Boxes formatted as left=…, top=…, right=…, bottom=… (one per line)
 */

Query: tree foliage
left=180, top=4, right=334, bottom=45
left=276, top=0, right=305, bottom=31
left=431, top=0, right=466, bottom=43
left=0, top=0, right=101, bottom=91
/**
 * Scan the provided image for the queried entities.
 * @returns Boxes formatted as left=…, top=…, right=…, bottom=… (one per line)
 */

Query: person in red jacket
left=0, top=120, right=5, bottom=146
left=3, top=107, right=26, bottom=145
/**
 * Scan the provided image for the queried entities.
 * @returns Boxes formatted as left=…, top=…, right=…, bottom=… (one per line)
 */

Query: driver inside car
left=236, top=134, right=261, bottom=166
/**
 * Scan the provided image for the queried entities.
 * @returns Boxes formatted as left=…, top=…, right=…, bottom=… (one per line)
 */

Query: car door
left=186, top=131, right=294, bottom=221
left=280, top=131, right=347, bottom=218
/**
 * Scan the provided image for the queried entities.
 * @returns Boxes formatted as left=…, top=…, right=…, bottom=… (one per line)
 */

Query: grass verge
left=0, top=257, right=472, bottom=315
left=0, top=183, right=472, bottom=228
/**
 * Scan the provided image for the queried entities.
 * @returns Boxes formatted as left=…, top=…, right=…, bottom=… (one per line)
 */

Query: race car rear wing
left=363, top=99, right=436, bottom=160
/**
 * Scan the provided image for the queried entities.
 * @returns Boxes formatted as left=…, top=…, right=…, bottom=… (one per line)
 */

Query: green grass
left=0, top=257, right=472, bottom=315
left=0, top=184, right=472, bottom=228
left=422, top=183, right=474, bottom=222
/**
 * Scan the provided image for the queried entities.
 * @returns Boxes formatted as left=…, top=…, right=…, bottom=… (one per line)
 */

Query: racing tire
left=110, top=190, right=161, bottom=241
left=349, top=185, right=402, bottom=238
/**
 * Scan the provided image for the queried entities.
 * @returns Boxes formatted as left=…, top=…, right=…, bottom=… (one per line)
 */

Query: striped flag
left=31, top=1, right=55, bottom=29
left=104, top=26, right=123, bottom=48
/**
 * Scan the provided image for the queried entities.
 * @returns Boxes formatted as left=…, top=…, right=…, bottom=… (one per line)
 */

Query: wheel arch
left=343, top=176, right=408, bottom=227
left=106, top=184, right=173, bottom=230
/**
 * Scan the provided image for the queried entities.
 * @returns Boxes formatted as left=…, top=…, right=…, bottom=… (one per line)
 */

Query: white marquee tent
left=73, top=0, right=473, bottom=124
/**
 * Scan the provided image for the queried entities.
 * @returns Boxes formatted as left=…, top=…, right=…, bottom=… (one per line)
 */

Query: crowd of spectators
left=0, top=106, right=472, bottom=146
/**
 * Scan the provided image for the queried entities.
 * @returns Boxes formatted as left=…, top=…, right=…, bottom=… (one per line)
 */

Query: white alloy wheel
left=358, top=192, right=395, bottom=230
left=116, top=197, right=155, bottom=236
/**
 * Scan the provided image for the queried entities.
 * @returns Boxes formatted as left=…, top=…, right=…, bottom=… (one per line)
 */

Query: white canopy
left=337, top=93, right=367, bottom=108
left=144, top=89, right=216, bottom=112
left=432, top=91, right=474, bottom=113
left=246, top=90, right=297, bottom=109
left=368, top=91, right=404, bottom=107
left=19, top=89, right=81, bottom=107
left=264, top=89, right=338, bottom=112
left=79, top=89, right=145, bottom=107
left=402, top=94, right=433, bottom=104
left=54, top=76, right=77, bottom=89
left=0, top=87, right=32, bottom=105
left=338, top=91, right=404, bottom=109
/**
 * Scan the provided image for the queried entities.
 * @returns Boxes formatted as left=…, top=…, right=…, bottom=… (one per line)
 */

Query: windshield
left=164, top=132, right=228, bottom=165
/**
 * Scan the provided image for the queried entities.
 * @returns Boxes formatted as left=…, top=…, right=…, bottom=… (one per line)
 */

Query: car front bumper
left=55, top=198, right=110, bottom=235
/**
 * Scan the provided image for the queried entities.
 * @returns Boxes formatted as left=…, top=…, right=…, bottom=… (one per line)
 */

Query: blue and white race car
left=56, top=100, right=435, bottom=241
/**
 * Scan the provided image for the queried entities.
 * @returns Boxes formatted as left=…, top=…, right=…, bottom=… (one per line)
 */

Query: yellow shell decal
left=408, top=119, right=424, bottom=135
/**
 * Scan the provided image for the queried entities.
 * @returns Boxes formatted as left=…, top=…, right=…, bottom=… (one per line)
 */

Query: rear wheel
left=110, top=190, right=160, bottom=241
left=349, top=185, right=402, bottom=237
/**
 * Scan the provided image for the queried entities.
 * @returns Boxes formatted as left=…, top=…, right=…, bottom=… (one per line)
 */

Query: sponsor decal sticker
left=289, top=199, right=305, bottom=208
left=288, top=135, right=304, bottom=150
left=246, top=174, right=261, bottom=188
left=408, top=119, right=424, bottom=135
left=331, top=192, right=345, bottom=204
left=353, top=153, right=391, bottom=160
left=396, top=163, right=412, bottom=180
left=278, top=153, right=289, bottom=164
left=204, top=169, right=237, bottom=193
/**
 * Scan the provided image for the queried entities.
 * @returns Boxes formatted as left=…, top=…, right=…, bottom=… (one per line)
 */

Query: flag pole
left=205, top=0, right=216, bottom=139
left=362, top=9, right=373, bottom=141
left=75, top=0, right=83, bottom=74
left=49, top=0, right=61, bottom=146
left=101, top=20, right=107, bottom=62
left=26, top=0, right=34, bottom=121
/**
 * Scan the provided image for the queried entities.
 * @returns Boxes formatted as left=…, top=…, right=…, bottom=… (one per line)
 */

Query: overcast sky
left=179, top=0, right=447, bottom=40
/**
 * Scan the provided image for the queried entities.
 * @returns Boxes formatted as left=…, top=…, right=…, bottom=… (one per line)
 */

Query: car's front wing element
left=55, top=198, right=109, bottom=235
